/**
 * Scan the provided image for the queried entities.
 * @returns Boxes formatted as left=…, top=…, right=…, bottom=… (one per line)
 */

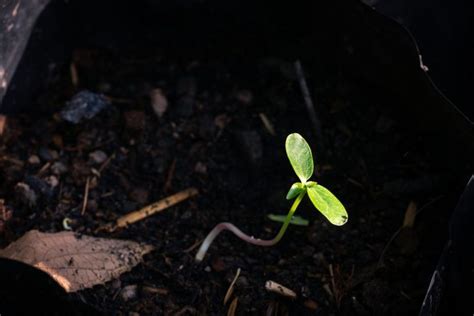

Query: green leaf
left=285, top=133, right=314, bottom=183
left=307, top=184, right=348, bottom=226
left=286, top=182, right=305, bottom=200
left=267, top=214, right=309, bottom=226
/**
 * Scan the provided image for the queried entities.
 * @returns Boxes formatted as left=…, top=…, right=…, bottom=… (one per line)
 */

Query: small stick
left=294, top=60, right=324, bottom=150
left=329, top=264, right=338, bottom=302
left=265, top=280, right=297, bottom=299
left=70, top=63, right=79, bottom=88
left=258, top=113, right=276, bottom=136
left=112, top=187, right=198, bottom=230
left=164, top=158, right=176, bottom=192
left=98, top=153, right=115, bottom=174
left=0, top=115, right=6, bottom=136
left=224, top=268, right=241, bottom=305
left=36, top=162, right=51, bottom=176
left=81, top=177, right=91, bottom=215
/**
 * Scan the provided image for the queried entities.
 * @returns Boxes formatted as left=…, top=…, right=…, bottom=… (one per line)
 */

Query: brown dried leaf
left=0, top=230, right=153, bottom=292
left=403, top=201, right=417, bottom=228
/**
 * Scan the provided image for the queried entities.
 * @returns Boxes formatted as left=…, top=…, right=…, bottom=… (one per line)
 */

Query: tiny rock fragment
left=121, top=284, right=138, bottom=302
left=51, top=161, right=68, bottom=175
left=28, top=155, right=41, bottom=165
left=15, top=183, right=37, bottom=207
left=194, top=162, right=207, bottom=174
left=60, top=90, right=110, bottom=124
left=214, top=114, right=231, bottom=129
left=46, top=175, right=59, bottom=188
left=265, top=280, right=297, bottom=299
left=0, top=230, right=153, bottom=292
left=149, top=88, right=168, bottom=118
left=38, top=147, right=59, bottom=161
left=89, top=150, right=108, bottom=165
left=235, top=89, right=253, bottom=105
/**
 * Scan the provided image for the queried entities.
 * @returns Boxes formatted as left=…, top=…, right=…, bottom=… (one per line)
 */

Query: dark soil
left=0, top=47, right=468, bottom=315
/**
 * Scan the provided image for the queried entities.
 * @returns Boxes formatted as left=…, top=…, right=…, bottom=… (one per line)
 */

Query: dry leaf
left=0, top=230, right=153, bottom=292
left=265, top=280, right=297, bottom=299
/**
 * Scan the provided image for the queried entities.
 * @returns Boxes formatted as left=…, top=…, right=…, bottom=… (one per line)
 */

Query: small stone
left=194, top=162, right=207, bottom=174
left=89, top=150, right=108, bottom=165
left=38, top=147, right=59, bottom=161
left=204, top=266, right=212, bottom=272
left=46, top=175, right=59, bottom=188
left=60, top=90, right=110, bottom=124
left=235, top=90, right=253, bottom=105
left=149, top=88, right=168, bottom=118
left=15, top=183, right=37, bottom=207
left=28, top=155, right=41, bottom=165
left=51, top=161, right=68, bottom=175
left=120, top=285, right=138, bottom=302
left=124, top=111, right=146, bottom=130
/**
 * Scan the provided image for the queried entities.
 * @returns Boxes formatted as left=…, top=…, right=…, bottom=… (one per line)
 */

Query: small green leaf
left=267, top=214, right=309, bottom=226
left=307, top=184, right=348, bottom=226
left=285, top=133, right=314, bottom=183
left=286, top=182, right=305, bottom=200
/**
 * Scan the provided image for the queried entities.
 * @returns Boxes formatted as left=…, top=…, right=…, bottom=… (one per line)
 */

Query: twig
left=329, top=264, right=338, bottom=302
left=81, top=177, right=91, bottom=215
left=110, top=187, right=198, bottom=231
left=36, top=162, right=51, bottom=176
left=294, top=60, right=324, bottom=150
left=377, top=196, right=444, bottom=267
left=164, top=158, right=176, bottom=192
left=265, top=280, right=297, bottom=299
left=70, top=62, right=79, bottom=88
left=224, top=268, right=241, bottom=305
left=98, top=153, right=115, bottom=174
left=258, top=113, right=276, bottom=136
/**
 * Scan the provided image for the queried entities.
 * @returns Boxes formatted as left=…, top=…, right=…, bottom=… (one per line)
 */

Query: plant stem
left=195, top=191, right=306, bottom=261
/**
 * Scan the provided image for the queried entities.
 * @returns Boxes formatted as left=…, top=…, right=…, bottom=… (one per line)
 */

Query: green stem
left=195, top=191, right=306, bottom=261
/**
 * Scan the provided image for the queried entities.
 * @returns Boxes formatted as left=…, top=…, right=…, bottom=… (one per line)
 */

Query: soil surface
left=0, top=47, right=467, bottom=315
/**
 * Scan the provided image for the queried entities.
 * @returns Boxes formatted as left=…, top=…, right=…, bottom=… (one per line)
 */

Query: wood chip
left=0, top=115, right=6, bottom=136
left=0, top=230, right=153, bottom=292
left=112, top=187, right=198, bottom=231
left=265, top=280, right=297, bottom=299
left=224, top=268, right=241, bottom=305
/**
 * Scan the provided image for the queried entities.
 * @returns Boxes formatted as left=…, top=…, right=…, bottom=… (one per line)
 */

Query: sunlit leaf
left=285, top=133, right=314, bottom=183
left=307, top=184, right=348, bottom=226
left=286, top=182, right=305, bottom=200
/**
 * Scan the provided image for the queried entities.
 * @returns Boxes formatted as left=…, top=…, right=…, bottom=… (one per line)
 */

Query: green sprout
left=195, top=133, right=348, bottom=261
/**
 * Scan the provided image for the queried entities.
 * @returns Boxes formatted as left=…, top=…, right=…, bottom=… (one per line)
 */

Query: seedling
left=195, top=133, right=348, bottom=261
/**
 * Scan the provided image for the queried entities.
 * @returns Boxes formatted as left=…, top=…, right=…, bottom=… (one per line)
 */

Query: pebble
left=149, top=88, right=168, bottom=118
left=28, top=155, right=41, bottom=165
left=15, top=183, right=37, bottom=207
left=89, top=150, right=108, bottom=165
left=51, top=161, right=68, bottom=175
left=60, top=90, right=110, bottom=124
left=46, top=175, right=59, bottom=188
left=38, top=147, right=59, bottom=161
left=120, top=285, right=138, bottom=302
left=204, top=266, right=212, bottom=272
left=194, top=162, right=207, bottom=174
